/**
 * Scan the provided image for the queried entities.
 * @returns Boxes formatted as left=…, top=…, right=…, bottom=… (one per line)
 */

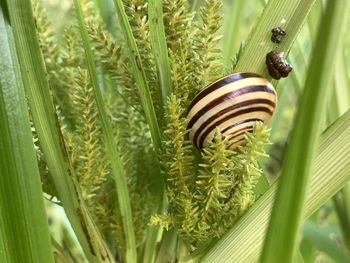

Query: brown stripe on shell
left=227, top=137, right=247, bottom=150
left=187, top=85, right=275, bottom=129
left=228, top=129, right=253, bottom=145
left=186, top=72, right=264, bottom=114
left=226, top=125, right=253, bottom=139
left=197, top=107, right=272, bottom=148
left=211, top=129, right=250, bottom=149
left=221, top=119, right=263, bottom=134
left=189, top=98, right=275, bottom=140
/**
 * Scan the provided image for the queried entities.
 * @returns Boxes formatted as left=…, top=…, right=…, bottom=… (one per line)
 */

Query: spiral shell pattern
left=186, top=72, right=277, bottom=150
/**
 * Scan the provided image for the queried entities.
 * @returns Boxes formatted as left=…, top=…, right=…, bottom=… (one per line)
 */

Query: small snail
left=186, top=72, right=277, bottom=150
left=266, top=51, right=293, bottom=80
left=271, top=27, right=286, bottom=44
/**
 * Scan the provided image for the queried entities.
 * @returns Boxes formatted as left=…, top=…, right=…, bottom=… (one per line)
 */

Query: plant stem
left=261, top=1, right=350, bottom=262
left=333, top=186, right=350, bottom=251
left=154, top=229, right=178, bottom=263
left=5, top=0, right=112, bottom=261
left=0, top=9, right=54, bottom=263
left=148, top=0, right=172, bottom=108
left=113, top=0, right=163, bottom=153
left=73, top=0, right=137, bottom=262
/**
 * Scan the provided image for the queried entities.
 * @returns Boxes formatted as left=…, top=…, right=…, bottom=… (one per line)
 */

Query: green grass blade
left=302, top=220, right=349, bottom=263
left=73, top=0, right=137, bottom=262
left=294, top=250, right=305, bottom=263
left=5, top=0, right=113, bottom=261
left=148, top=0, right=172, bottom=106
left=200, top=108, right=350, bottom=262
left=234, top=0, right=318, bottom=76
left=222, top=0, right=246, bottom=66
left=261, top=1, right=350, bottom=262
left=299, top=213, right=318, bottom=263
left=113, top=0, right=163, bottom=153
left=333, top=186, right=350, bottom=251
left=145, top=1, right=172, bottom=260
left=0, top=8, right=54, bottom=263
left=328, top=33, right=350, bottom=253
left=154, top=229, right=178, bottom=263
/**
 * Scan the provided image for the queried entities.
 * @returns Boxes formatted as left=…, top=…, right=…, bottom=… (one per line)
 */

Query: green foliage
left=163, top=0, right=197, bottom=106
left=194, top=0, right=224, bottom=87
left=151, top=0, right=270, bottom=247
left=32, top=0, right=281, bottom=260
left=122, top=0, right=162, bottom=117
left=163, top=0, right=224, bottom=107
left=153, top=95, right=270, bottom=246
left=33, top=0, right=154, bottom=256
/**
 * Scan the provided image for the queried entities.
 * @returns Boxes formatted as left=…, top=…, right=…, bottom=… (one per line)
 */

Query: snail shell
left=266, top=51, right=293, bottom=80
left=186, top=72, right=277, bottom=150
left=271, top=27, right=286, bottom=44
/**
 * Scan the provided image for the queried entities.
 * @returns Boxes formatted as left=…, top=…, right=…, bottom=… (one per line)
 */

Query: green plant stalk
left=223, top=0, right=246, bottom=66
left=148, top=0, right=172, bottom=108
left=51, top=237, right=73, bottom=263
left=113, top=1, right=167, bottom=262
left=201, top=108, right=350, bottom=262
left=299, top=212, right=318, bottom=262
left=306, top=0, right=323, bottom=44
left=234, top=0, right=318, bottom=77
left=141, top=225, right=157, bottom=263
left=113, top=0, right=163, bottom=153
left=154, top=229, right=178, bottom=263
left=334, top=48, right=350, bottom=116
left=5, top=0, right=112, bottom=262
left=328, top=43, right=350, bottom=252
left=333, top=186, right=350, bottom=251
left=95, top=0, right=117, bottom=35
left=142, top=220, right=164, bottom=263
left=73, top=0, right=137, bottom=262
left=261, top=1, right=350, bottom=262
left=0, top=8, right=54, bottom=263
left=294, top=251, right=305, bottom=263
left=303, top=220, right=349, bottom=262
left=146, top=1, right=172, bottom=260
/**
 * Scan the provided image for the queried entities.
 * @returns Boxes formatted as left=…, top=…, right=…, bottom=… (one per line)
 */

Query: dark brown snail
left=271, top=27, right=286, bottom=44
left=186, top=72, right=277, bottom=150
left=266, top=51, right=293, bottom=80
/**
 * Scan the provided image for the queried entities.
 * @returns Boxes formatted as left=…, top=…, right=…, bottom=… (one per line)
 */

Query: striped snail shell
left=186, top=72, right=277, bottom=150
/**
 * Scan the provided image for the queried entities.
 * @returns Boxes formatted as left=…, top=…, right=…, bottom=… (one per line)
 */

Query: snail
left=271, top=27, right=286, bottom=44
left=186, top=72, right=277, bottom=150
left=266, top=51, right=293, bottom=80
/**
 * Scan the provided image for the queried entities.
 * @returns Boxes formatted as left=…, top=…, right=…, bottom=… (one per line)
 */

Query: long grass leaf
left=73, top=0, right=137, bottom=262
left=234, top=0, right=318, bottom=76
left=329, top=33, right=350, bottom=253
left=261, top=1, right=350, bottom=262
left=222, top=0, right=246, bottom=66
left=0, top=8, right=54, bottom=263
left=201, top=108, right=350, bottom=262
left=299, top=213, right=318, bottom=263
left=302, top=220, right=349, bottom=262
left=148, top=0, right=172, bottom=107
left=113, top=0, right=163, bottom=153
left=5, top=0, right=113, bottom=261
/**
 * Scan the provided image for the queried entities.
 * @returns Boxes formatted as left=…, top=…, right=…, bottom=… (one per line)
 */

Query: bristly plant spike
left=33, top=0, right=273, bottom=257
left=73, top=0, right=138, bottom=261
left=153, top=92, right=271, bottom=246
